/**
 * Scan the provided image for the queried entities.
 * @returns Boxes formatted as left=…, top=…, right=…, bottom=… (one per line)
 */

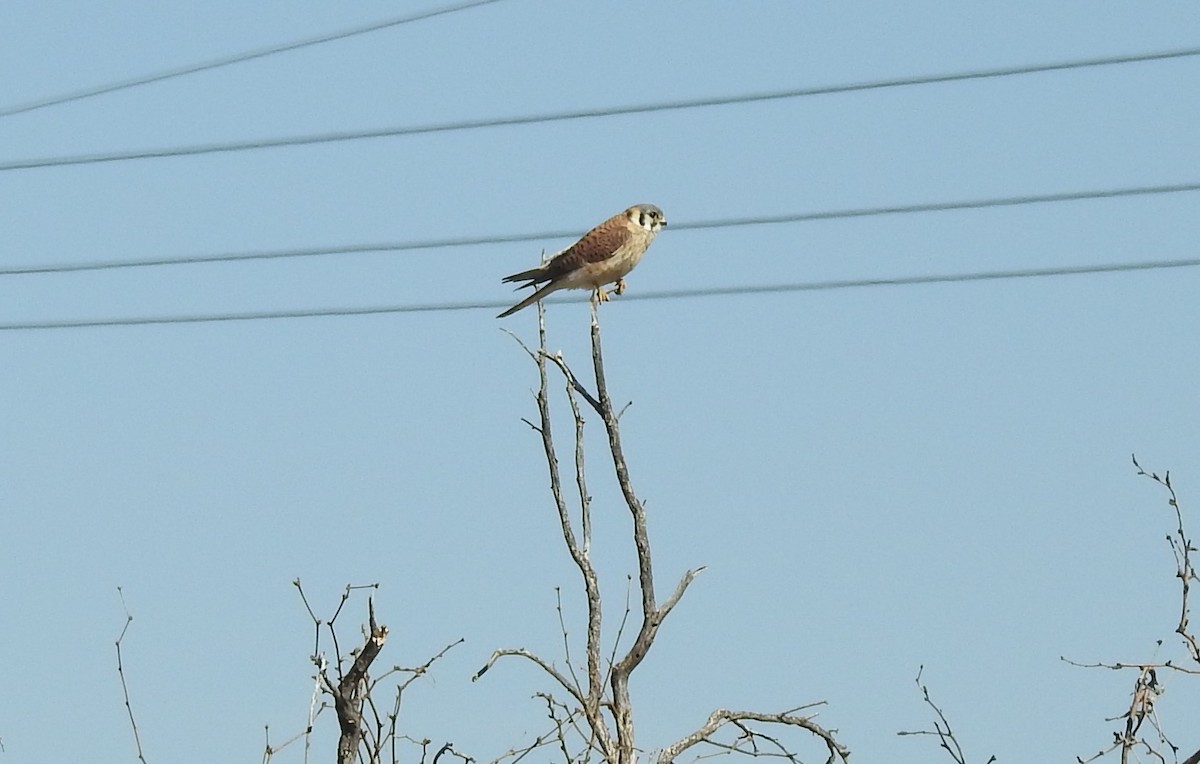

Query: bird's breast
left=576, top=240, right=650, bottom=288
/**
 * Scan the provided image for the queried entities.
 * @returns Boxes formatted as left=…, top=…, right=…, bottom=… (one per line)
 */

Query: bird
left=497, top=204, right=667, bottom=318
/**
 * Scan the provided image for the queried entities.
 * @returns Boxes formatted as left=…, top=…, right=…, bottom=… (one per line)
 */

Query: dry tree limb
left=333, top=597, right=389, bottom=764
left=581, top=300, right=709, bottom=764
left=487, top=303, right=615, bottom=760
left=473, top=647, right=584, bottom=704
left=660, top=706, right=849, bottom=764
left=485, top=300, right=845, bottom=764
left=1060, top=657, right=1200, bottom=675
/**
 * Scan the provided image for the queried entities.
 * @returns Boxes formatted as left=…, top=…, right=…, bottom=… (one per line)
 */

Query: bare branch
left=1070, top=459, right=1199, bottom=763
left=584, top=305, right=687, bottom=762
left=516, top=303, right=611, bottom=755
left=1133, top=455, right=1199, bottom=663
left=561, top=361, right=595, bottom=555
left=291, top=582, right=457, bottom=764
left=501, top=327, right=540, bottom=364
left=660, top=567, right=707, bottom=621
left=1059, top=656, right=1200, bottom=675
left=405, top=638, right=465, bottom=689
left=587, top=305, right=644, bottom=760
left=293, top=578, right=324, bottom=660
left=499, top=303, right=840, bottom=764
left=115, top=587, right=149, bottom=764
left=530, top=309, right=602, bottom=663
left=538, top=692, right=578, bottom=764
left=262, top=709, right=324, bottom=764
left=659, top=707, right=849, bottom=764
left=897, top=667, right=981, bottom=764
left=604, top=577, right=635, bottom=684
left=556, top=587, right=585, bottom=694
left=472, top=648, right=585, bottom=707
left=589, top=307, right=658, bottom=658
left=433, top=742, right=476, bottom=764
left=542, top=349, right=603, bottom=415
left=488, top=693, right=587, bottom=764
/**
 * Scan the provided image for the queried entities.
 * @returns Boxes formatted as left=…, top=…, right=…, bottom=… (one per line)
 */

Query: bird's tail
left=501, top=265, right=548, bottom=286
left=497, top=281, right=560, bottom=318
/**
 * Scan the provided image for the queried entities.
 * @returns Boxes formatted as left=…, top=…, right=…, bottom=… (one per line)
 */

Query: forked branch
left=487, top=301, right=843, bottom=764
left=287, top=581, right=460, bottom=764
left=332, top=597, right=389, bottom=764
left=1068, top=458, right=1199, bottom=763
left=1132, top=455, right=1199, bottom=663
left=115, top=588, right=149, bottom=764
left=660, top=706, right=849, bottom=764
left=898, top=667, right=992, bottom=764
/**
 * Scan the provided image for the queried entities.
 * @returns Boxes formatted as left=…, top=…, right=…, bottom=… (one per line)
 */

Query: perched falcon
left=497, top=204, right=667, bottom=318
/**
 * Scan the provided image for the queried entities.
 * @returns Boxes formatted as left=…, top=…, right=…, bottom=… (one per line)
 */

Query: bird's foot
left=614, top=278, right=628, bottom=296
left=595, top=287, right=611, bottom=303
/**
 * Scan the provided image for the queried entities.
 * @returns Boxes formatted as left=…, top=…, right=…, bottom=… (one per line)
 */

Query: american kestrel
left=497, top=204, right=667, bottom=318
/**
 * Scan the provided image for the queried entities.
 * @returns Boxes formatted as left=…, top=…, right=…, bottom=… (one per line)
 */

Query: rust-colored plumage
left=498, top=204, right=666, bottom=318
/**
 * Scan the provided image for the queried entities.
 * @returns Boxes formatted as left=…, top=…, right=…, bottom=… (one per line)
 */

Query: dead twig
left=115, top=587, right=149, bottom=764
left=897, top=667, right=991, bottom=764
left=1132, top=455, right=1199, bottom=663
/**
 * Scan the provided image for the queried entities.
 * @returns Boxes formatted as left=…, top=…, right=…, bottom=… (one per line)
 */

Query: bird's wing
left=542, top=217, right=629, bottom=280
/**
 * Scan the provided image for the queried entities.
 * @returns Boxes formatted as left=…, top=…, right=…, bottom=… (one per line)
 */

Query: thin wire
left=2, top=46, right=1197, bottom=172
left=5, top=181, right=1197, bottom=276
left=2, top=256, right=1196, bottom=332
left=0, top=0, right=509, bottom=120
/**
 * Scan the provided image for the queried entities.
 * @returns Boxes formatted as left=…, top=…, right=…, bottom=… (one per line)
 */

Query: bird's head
left=626, top=204, right=667, bottom=233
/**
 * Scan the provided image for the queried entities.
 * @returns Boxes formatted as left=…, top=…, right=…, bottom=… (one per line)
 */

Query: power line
left=6, top=181, right=1198, bottom=277
left=678, top=182, right=1200, bottom=230
left=3, top=46, right=1197, bottom=173
left=0, top=0, right=509, bottom=120
left=2, top=256, right=1196, bottom=332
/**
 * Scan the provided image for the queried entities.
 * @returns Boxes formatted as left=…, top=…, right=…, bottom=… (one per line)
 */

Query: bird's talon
left=614, top=279, right=627, bottom=296
left=596, top=287, right=610, bottom=303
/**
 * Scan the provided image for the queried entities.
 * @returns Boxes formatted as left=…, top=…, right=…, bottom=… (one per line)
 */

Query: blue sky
left=2, top=2, right=1199, bottom=762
